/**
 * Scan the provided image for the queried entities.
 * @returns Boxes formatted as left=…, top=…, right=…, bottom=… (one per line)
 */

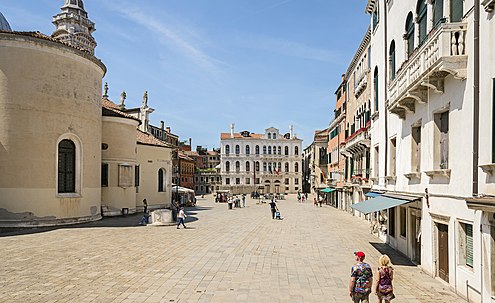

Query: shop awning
left=321, top=188, right=335, bottom=193
left=351, top=194, right=420, bottom=214
left=365, top=192, right=382, bottom=198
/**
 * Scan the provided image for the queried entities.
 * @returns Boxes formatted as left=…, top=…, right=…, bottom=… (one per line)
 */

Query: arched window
left=225, top=145, right=230, bottom=155
left=278, top=146, right=281, bottom=154
left=246, top=145, right=250, bottom=155
left=273, top=133, right=277, bottom=139
left=372, top=2, right=379, bottom=31
left=285, top=162, right=289, bottom=172
left=226, top=161, right=230, bottom=172
left=278, top=162, right=282, bottom=170
left=58, top=139, right=76, bottom=193
left=246, top=161, right=250, bottom=172
left=235, top=161, right=240, bottom=172
left=417, top=0, right=427, bottom=44
left=450, top=0, right=463, bottom=22
left=284, top=146, right=289, bottom=155
left=268, top=146, right=272, bottom=154
left=405, top=12, right=415, bottom=56
left=235, top=145, right=240, bottom=155
left=158, top=168, right=166, bottom=192
left=263, top=146, right=267, bottom=154
left=263, top=162, right=267, bottom=171
left=255, top=161, right=260, bottom=171
left=295, top=162, right=299, bottom=173
left=255, top=145, right=260, bottom=155
left=374, top=67, right=379, bottom=112
left=433, top=0, right=444, bottom=26
left=268, top=133, right=272, bottom=139
left=295, top=146, right=299, bottom=155
left=389, top=40, right=396, bottom=81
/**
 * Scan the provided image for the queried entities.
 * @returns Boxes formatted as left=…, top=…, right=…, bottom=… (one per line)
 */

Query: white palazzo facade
left=354, top=0, right=495, bottom=301
left=220, top=125, right=303, bottom=195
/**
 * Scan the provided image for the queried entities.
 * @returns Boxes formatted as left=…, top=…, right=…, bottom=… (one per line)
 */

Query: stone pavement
left=0, top=194, right=465, bottom=303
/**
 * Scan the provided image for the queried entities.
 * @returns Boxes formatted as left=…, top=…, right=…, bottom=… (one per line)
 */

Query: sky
left=2, top=0, right=370, bottom=149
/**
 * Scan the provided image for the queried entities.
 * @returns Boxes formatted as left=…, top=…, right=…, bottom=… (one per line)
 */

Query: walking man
left=349, top=251, right=373, bottom=303
left=138, top=199, right=149, bottom=225
left=177, top=207, right=187, bottom=229
left=269, top=199, right=278, bottom=219
left=242, top=194, right=246, bottom=208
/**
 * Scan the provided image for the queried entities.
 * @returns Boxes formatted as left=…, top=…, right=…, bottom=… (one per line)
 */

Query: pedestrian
left=314, top=197, right=318, bottom=207
left=349, top=251, right=373, bottom=303
left=305, top=192, right=308, bottom=200
left=138, top=198, right=149, bottom=225
left=177, top=207, right=187, bottom=229
left=269, top=199, right=278, bottom=219
left=319, top=197, right=323, bottom=207
left=242, top=194, right=246, bottom=208
left=375, top=255, right=395, bottom=302
left=297, top=191, right=301, bottom=202
left=301, top=195, right=305, bottom=202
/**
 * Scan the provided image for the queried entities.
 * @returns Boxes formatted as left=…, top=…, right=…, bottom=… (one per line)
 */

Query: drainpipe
left=473, top=0, right=480, bottom=197
left=383, top=1, right=389, bottom=180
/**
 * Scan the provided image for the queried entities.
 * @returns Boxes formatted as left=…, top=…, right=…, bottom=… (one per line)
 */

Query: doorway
left=411, top=214, right=421, bottom=264
left=437, top=223, right=449, bottom=282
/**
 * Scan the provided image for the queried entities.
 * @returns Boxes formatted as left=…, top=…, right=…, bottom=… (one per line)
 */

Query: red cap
left=354, top=251, right=365, bottom=258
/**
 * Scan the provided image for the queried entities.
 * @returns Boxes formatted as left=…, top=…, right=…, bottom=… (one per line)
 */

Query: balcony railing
left=389, top=22, right=467, bottom=119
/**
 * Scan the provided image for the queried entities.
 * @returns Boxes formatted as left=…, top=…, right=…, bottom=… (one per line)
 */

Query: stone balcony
left=388, top=22, right=467, bottom=119
left=340, top=123, right=371, bottom=156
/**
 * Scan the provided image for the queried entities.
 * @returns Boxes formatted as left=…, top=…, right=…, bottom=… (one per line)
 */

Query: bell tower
left=52, top=0, right=97, bottom=54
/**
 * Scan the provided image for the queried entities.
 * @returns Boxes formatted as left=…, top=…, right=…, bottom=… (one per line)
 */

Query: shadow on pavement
left=0, top=205, right=213, bottom=237
left=369, top=242, right=416, bottom=266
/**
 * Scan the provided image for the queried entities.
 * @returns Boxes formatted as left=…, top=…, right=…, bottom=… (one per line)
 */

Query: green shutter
left=466, top=224, right=473, bottom=268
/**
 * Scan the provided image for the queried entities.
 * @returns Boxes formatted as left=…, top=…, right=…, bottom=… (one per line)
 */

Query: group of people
left=138, top=198, right=188, bottom=229
left=349, top=251, right=395, bottom=303
left=297, top=191, right=308, bottom=203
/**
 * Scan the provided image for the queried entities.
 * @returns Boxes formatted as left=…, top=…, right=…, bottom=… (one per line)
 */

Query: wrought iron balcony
left=388, top=22, right=467, bottom=119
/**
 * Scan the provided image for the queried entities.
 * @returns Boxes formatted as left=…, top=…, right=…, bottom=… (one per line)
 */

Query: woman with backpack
left=375, top=254, right=395, bottom=302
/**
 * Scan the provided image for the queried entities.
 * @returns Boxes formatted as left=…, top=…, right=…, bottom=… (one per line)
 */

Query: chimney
left=230, top=123, right=235, bottom=138
left=160, top=121, right=164, bottom=130
left=189, top=138, right=192, bottom=148
left=166, top=127, right=171, bottom=133
left=289, top=125, right=293, bottom=139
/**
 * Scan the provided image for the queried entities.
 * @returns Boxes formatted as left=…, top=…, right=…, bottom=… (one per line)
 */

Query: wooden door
left=438, top=223, right=449, bottom=282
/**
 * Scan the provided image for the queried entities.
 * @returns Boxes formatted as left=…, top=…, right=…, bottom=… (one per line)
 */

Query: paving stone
left=0, top=194, right=466, bottom=302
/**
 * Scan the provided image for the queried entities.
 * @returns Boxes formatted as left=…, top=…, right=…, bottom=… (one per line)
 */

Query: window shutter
left=466, top=224, right=473, bottom=268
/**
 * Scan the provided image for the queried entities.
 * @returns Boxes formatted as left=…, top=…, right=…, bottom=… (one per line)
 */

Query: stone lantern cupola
left=52, top=0, right=97, bottom=54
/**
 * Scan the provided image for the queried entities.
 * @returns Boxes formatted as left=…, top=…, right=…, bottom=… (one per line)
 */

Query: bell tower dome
left=51, top=0, right=97, bottom=54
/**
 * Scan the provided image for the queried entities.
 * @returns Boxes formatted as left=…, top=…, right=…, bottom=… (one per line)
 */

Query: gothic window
left=417, top=0, right=427, bottom=44
left=255, top=161, right=260, bottom=171
left=405, top=12, right=415, bottom=56
left=226, top=161, right=230, bottom=172
left=225, top=145, right=230, bottom=155
left=374, top=67, right=379, bottom=112
left=284, top=146, right=289, bottom=155
left=235, top=145, right=240, bottom=155
left=389, top=41, right=396, bottom=81
left=433, top=0, right=444, bottom=26
left=235, top=161, right=240, bottom=172
left=246, top=145, right=250, bottom=155
left=246, top=161, right=250, bottom=172
left=285, top=162, right=289, bottom=172
left=58, top=139, right=76, bottom=193
left=256, top=145, right=260, bottom=154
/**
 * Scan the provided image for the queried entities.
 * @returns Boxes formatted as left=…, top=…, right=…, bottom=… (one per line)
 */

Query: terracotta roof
left=207, top=150, right=220, bottom=155
left=102, top=98, right=141, bottom=123
left=220, top=133, right=264, bottom=140
left=184, top=151, right=200, bottom=157
left=178, top=151, right=194, bottom=161
left=136, top=130, right=173, bottom=148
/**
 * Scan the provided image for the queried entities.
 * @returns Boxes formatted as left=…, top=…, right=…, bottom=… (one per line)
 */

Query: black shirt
left=269, top=202, right=277, bottom=210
